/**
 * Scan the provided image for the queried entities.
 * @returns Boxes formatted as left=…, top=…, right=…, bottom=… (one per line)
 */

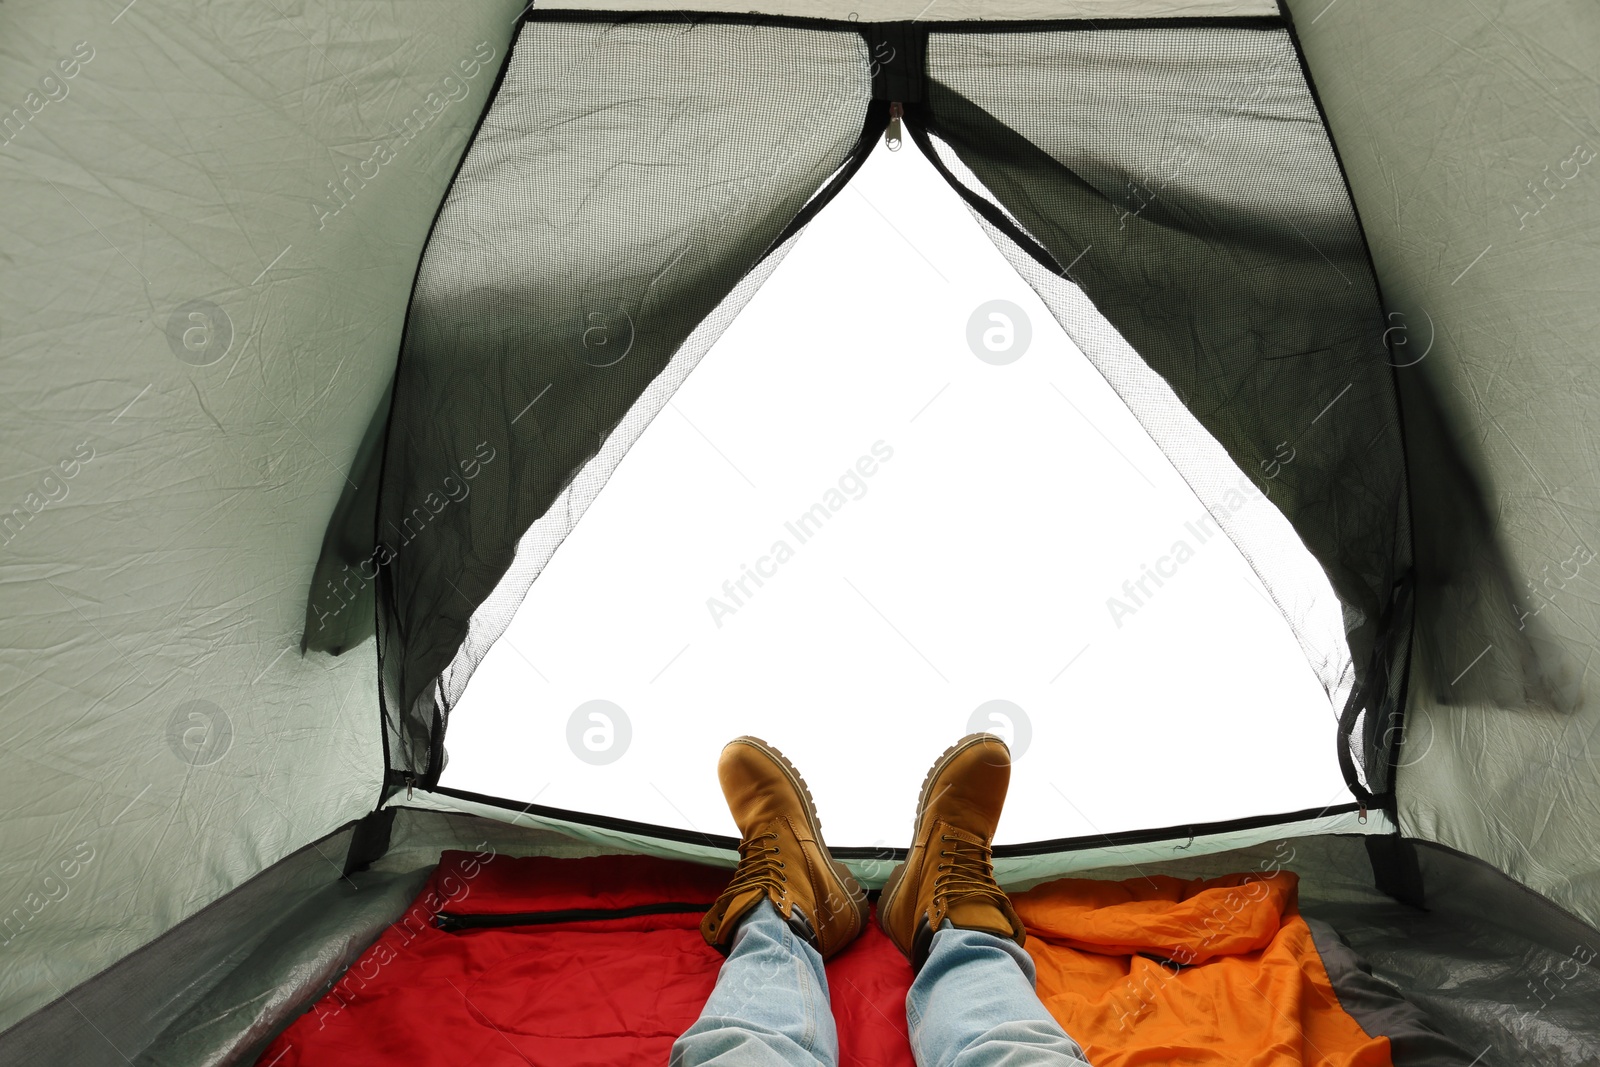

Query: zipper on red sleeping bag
left=434, top=901, right=711, bottom=932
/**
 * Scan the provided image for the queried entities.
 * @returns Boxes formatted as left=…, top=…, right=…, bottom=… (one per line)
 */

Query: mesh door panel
left=922, top=25, right=1411, bottom=798
left=376, top=18, right=872, bottom=778
left=929, top=135, right=1356, bottom=714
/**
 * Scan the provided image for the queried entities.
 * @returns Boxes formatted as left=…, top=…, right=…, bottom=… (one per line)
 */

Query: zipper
left=885, top=101, right=903, bottom=151
left=434, top=901, right=710, bottom=932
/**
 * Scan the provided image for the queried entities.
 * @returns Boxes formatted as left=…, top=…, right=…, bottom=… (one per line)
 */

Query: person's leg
left=671, top=897, right=837, bottom=1067
left=879, top=734, right=1092, bottom=1066
left=906, top=918, right=1090, bottom=1067
left=676, top=736, right=869, bottom=1066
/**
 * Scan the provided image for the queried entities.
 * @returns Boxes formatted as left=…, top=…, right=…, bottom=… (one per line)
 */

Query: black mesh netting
left=371, top=17, right=874, bottom=780
left=915, top=24, right=1411, bottom=800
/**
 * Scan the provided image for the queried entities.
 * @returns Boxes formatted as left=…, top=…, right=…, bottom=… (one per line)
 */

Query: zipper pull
left=885, top=102, right=903, bottom=152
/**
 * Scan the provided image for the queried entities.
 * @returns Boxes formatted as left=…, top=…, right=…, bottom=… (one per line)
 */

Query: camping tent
left=1, top=0, right=1596, bottom=1062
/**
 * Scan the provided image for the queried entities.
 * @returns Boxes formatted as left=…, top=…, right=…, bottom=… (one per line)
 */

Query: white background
left=440, top=134, right=1353, bottom=849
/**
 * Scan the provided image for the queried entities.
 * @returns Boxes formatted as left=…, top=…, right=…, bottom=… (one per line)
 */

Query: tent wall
left=0, top=0, right=526, bottom=1033
left=1287, top=0, right=1600, bottom=931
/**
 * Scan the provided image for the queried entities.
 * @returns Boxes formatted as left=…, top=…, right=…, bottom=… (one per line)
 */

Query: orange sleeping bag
left=1016, top=869, right=1394, bottom=1066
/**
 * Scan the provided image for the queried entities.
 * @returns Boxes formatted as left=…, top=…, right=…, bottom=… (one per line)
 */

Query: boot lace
left=934, top=834, right=1008, bottom=910
left=713, top=828, right=788, bottom=914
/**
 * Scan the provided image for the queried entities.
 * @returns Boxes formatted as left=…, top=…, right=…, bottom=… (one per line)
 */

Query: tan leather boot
left=877, top=733, right=1026, bottom=971
left=700, top=736, right=867, bottom=960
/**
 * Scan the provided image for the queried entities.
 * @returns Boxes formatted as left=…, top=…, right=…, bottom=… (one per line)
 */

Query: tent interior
left=2, top=0, right=1597, bottom=1064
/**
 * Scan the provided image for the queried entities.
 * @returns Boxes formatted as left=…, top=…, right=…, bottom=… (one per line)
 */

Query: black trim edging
left=522, top=9, right=1285, bottom=33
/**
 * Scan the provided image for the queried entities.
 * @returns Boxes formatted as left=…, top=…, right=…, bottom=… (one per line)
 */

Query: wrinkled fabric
left=1015, top=870, right=1474, bottom=1067
left=255, top=852, right=917, bottom=1067
left=258, top=856, right=1464, bottom=1066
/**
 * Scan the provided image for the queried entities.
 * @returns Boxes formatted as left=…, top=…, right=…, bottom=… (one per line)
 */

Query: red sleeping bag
left=257, top=849, right=918, bottom=1066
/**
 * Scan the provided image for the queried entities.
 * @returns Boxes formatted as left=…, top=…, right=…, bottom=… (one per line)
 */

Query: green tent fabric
left=2, top=0, right=1596, bottom=1062
left=0, top=0, right=510, bottom=1028
left=1296, top=0, right=1600, bottom=933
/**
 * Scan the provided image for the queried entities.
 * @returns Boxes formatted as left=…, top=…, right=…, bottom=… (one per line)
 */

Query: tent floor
left=4, top=809, right=1595, bottom=1066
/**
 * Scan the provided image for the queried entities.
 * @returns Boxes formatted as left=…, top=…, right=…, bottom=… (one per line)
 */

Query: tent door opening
left=439, top=120, right=1355, bottom=850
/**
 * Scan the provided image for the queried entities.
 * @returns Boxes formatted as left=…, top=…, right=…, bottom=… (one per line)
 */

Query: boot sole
left=878, top=732, right=1007, bottom=960
left=726, top=735, right=868, bottom=951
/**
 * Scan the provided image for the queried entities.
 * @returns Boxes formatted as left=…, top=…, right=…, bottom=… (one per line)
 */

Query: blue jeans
left=670, top=899, right=1091, bottom=1067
